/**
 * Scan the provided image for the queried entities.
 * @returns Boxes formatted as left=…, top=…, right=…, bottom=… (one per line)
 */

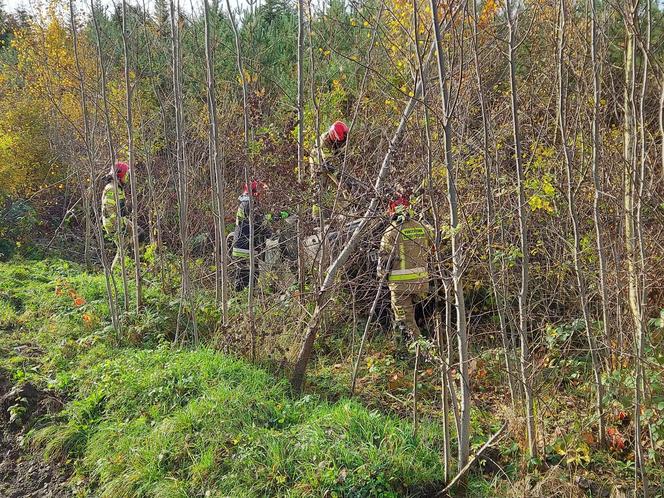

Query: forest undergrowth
left=1, top=258, right=662, bottom=497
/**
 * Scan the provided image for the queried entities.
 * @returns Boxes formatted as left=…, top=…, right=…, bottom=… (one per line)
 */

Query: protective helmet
left=243, top=179, right=266, bottom=197
left=388, top=194, right=410, bottom=216
left=112, top=162, right=129, bottom=183
left=328, top=121, right=349, bottom=143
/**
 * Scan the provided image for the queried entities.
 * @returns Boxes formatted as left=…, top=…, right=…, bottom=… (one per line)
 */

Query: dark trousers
left=235, top=260, right=259, bottom=291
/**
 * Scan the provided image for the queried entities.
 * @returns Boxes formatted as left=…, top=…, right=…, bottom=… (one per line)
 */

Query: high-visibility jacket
left=232, top=194, right=272, bottom=259
left=379, top=217, right=434, bottom=284
left=309, top=133, right=337, bottom=185
left=309, top=133, right=360, bottom=219
left=101, top=182, right=127, bottom=235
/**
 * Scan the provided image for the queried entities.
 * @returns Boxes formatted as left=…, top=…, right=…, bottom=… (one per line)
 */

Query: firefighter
left=232, top=180, right=272, bottom=291
left=309, top=120, right=356, bottom=222
left=378, top=193, right=435, bottom=340
left=101, top=161, right=131, bottom=270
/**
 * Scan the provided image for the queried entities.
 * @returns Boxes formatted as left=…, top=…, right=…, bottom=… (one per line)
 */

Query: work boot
left=393, top=322, right=410, bottom=360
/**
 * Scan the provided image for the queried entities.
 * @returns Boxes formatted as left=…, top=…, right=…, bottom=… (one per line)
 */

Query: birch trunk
left=471, top=0, right=518, bottom=407
left=412, top=0, right=451, bottom=479
left=91, top=0, right=131, bottom=312
left=590, top=0, right=612, bottom=370
left=660, top=83, right=664, bottom=179
left=140, top=0, right=166, bottom=289
left=296, top=0, right=306, bottom=296
left=622, top=2, right=648, bottom=493
left=428, top=0, right=471, bottom=469
left=225, top=0, right=256, bottom=359
left=557, top=0, right=605, bottom=447
left=69, top=0, right=120, bottom=334
left=170, top=0, right=197, bottom=344
left=121, top=0, right=143, bottom=312
left=505, top=0, right=537, bottom=459
left=635, top=0, right=650, bottom=492
left=204, top=0, right=229, bottom=324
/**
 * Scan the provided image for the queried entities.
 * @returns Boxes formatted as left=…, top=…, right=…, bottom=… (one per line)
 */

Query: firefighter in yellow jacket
left=309, top=120, right=353, bottom=221
left=378, top=193, right=434, bottom=340
left=101, top=161, right=130, bottom=270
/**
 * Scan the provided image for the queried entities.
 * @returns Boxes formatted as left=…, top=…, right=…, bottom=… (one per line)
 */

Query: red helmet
left=113, top=161, right=129, bottom=182
left=243, top=179, right=266, bottom=197
left=388, top=194, right=410, bottom=216
left=328, top=121, right=349, bottom=143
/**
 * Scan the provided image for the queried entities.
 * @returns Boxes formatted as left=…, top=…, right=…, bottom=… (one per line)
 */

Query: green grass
left=8, top=258, right=657, bottom=496
left=48, top=347, right=444, bottom=497
left=0, top=259, right=447, bottom=497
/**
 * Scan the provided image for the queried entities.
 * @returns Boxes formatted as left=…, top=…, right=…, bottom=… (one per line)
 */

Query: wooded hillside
left=0, top=0, right=663, bottom=495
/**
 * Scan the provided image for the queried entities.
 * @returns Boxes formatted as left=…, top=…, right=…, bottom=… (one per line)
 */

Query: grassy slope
left=0, top=260, right=446, bottom=497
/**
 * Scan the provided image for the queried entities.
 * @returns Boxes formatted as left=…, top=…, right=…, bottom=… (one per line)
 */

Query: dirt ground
left=0, top=372, right=71, bottom=498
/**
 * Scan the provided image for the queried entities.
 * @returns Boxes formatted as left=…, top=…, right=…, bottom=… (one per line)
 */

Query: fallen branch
left=290, top=44, right=437, bottom=393
left=440, top=422, right=507, bottom=495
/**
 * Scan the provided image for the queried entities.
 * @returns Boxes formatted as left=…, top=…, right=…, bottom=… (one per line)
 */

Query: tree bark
left=428, top=0, right=471, bottom=469
left=471, top=0, right=518, bottom=407
left=590, top=0, right=612, bottom=370
left=170, top=0, right=197, bottom=344
left=91, top=0, right=131, bottom=313
left=296, top=0, right=306, bottom=296
left=204, top=0, right=229, bottom=324
left=225, top=0, right=256, bottom=359
left=505, top=0, right=537, bottom=459
left=121, top=0, right=143, bottom=312
left=557, top=0, right=606, bottom=447
left=69, top=0, right=120, bottom=335
left=622, top=1, right=648, bottom=493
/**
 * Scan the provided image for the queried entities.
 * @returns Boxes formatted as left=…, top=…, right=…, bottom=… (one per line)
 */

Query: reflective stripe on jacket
left=232, top=194, right=271, bottom=259
left=101, top=183, right=126, bottom=235
left=379, top=218, right=434, bottom=283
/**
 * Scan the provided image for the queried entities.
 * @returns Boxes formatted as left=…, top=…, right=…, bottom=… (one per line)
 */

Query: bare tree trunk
left=91, top=0, right=131, bottom=313
left=204, top=0, right=229, bottom=324
left=623, top=2, right=648, bottom=494
left=471, top=0, right=518, bottom=407
left=225, top=0, right=256, bottom=359
left=660, top=82, right=664, bottom=179
left=296, top=0, right=306, bottom=297
left=429, top=0, right=471, bottom=468
left=505, top=0, right=537, bottom=459
left=443, top=278, right=461, bottom=441
left=69, top=0, right=120, bottom=335
left=557, top=0, right=605, bottom=447
left=412, top=343, right=420, bottom=437
left=307, top=0, right=327, bottom=290
left=412, top=0, right=451, bottom=478
left=590, top=0, right=612, bottom=371
left=170, top=0, right=197, bottom=344
left=121, top=0, right=143, bottom=312
left=438, top=313, right=451, bottom=482
left=635, top=0, right=651, bottom=492
left=83, top=188, right=92, bottom=269
left=140, top=0, right=166, bottom=290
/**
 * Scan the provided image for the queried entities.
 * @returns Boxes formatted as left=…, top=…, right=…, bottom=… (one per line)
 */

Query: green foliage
left=544, top=319, right=586, bottom=350
left=0, top=199, right=39, bottom=260
left=1, top=259, right=445, bottom=497
left=8, top=397, right=28, bottom=424
left=649, top=309, right=664, bottom=329
left=0, top=295, right=19, bottom=328
left=34, top=346, right=445, bottom=497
